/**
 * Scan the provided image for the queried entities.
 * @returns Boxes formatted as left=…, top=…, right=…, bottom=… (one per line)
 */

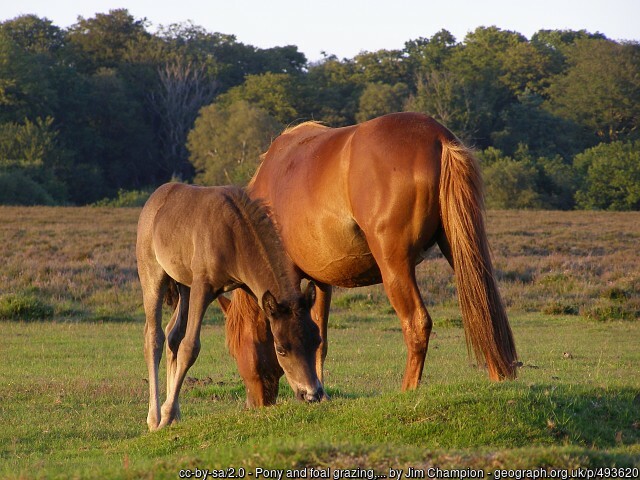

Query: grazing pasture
left=0, top=207, right=638, bottom=478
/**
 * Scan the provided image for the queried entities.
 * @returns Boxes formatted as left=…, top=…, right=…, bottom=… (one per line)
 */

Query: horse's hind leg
left=367, top=241, right=432, bottom=390
left=140, top=266, right=169, bottom=431
left=165, top=283, right=190, bottom=417
left=384, top=262, right=432, bottom=390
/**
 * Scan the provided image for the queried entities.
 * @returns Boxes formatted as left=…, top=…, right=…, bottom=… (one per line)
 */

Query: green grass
left=1, top=313, right=639, bottom=478
left=0, top=207, right=639, bottom=477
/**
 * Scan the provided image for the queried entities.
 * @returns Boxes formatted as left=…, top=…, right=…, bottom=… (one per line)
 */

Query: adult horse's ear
left=262, top=291, right=279, bottom=317
left=304, top=281, right=316, bottom=309
left=217, top=295, right=231, bottom=315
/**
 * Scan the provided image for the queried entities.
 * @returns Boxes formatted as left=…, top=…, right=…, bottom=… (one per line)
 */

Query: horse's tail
left=438, top=139, right=518, bottom=380
left=164, top=280, right=180, bottom=310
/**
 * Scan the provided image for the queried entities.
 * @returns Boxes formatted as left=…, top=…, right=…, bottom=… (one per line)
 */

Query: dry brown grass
left=0, top=207, right=638, bottom=322
left=0, top=207, right=140, bottom=320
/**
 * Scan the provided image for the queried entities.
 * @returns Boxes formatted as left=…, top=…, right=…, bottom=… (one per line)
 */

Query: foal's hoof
left=147, top=414, right=161, bottom=432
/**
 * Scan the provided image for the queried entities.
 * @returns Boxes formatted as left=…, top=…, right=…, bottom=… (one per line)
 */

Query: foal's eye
left=275, top=345, right=287, bottom=356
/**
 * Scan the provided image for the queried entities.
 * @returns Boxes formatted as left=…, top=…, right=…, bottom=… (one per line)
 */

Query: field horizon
left=0, top=207, right=638, bottom=478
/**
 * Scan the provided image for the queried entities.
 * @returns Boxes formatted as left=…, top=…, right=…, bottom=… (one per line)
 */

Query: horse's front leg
left=141, top=280, right=167, bottom=431
left=310, top=281, right=332, bottom=389
left=159, top=282, right=213, bottom=429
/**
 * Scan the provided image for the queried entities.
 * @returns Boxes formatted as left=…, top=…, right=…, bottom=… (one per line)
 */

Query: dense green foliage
left=1, top=10, right=639, bottom=207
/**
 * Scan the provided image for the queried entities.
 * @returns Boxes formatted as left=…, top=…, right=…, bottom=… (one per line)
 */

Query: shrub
left=574, top=141, right=640, bottom=210
left=0, top=293, right=54, bottom=320
left=0, top=170, right=56, bottom=205
left=92, top=189, right=151, bottom=207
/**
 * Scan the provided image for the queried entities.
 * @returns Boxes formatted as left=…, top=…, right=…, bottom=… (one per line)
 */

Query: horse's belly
left=284, top=219, right=382, bottom=287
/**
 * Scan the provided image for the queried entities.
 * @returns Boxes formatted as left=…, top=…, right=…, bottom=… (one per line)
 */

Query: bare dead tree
left=150, top=58, right=217, bottom=179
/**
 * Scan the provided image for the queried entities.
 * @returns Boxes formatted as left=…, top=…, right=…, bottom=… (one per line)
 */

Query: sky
left=1, top=0, right=638, bottom=61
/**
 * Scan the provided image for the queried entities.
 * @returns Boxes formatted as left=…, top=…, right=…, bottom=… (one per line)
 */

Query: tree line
left=1, top=9, right=639, bottom=209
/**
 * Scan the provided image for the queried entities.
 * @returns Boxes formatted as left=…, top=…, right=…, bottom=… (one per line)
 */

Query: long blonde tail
left=439, top=140, right=518, bottom=380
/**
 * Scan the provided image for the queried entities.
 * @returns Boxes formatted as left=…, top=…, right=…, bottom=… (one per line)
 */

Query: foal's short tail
left=439, top=139, right=518, bottom=380
left=164, top=280, right=180, bottom=310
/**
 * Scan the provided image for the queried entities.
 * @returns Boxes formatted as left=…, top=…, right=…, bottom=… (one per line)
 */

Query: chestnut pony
left=137, top=183, right=323, bottom=431
left=223, top=112, right=518, bottom=398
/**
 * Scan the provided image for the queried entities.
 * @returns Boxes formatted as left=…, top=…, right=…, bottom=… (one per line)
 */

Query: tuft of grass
left=581, top=302, right=639, bottom=322
left=543, top=301, right=580, bottom=316
left=0, top=292, right=54, bottom=320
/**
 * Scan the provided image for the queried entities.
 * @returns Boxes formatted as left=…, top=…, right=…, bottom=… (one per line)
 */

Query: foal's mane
left=222, top=187, right=294, bottom=300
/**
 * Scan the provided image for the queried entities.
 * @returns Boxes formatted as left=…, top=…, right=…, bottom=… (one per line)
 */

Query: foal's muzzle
left=296, top=385, right=325, bottom=403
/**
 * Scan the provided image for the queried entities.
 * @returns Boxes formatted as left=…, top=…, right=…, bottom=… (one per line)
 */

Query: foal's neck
left=225, top=187, right=298, bottom=305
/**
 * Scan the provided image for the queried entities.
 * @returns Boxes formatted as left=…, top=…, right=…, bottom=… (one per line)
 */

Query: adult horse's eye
left=275, top=345, right=287, bottom=356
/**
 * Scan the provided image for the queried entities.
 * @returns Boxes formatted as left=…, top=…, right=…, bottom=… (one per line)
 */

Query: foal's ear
left=217, top=295, right=231, bottom=315
left=262, top=290, right=280, bottom=317
left=304, top=281, right=316, bottom=309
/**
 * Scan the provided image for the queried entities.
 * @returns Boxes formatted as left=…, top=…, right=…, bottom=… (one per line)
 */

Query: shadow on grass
left=521, top=384, right=640, bottom=449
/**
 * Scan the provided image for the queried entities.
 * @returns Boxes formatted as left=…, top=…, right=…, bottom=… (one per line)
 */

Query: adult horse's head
left=221, top=283, right=325, bottom=406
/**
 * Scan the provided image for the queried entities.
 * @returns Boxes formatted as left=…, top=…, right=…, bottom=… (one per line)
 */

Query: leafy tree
left=0, top=170, right=56, bottom=205
left=357, top=82, right=408, bottom=122
left=157, top=22, right=306, bottom=92
left=531, top=29, right=607, bottom=73
left=482, top=155, right=543, bottom=209
left=0, top=117, right=68, bottom=203
left=0, top=30, right=58, bottom=122
left=257, top=45, right=307, bottom=75
left=480, top=145, right=576, bottom=209
left=546, top=38, right=640, bottom=142
left=403, top=30, right=457, bottom=83
left=78, top=67, right=156, bottom=197
left=499, top=41, right=554, bottom=96
left=219, top=73, right=300, bottom=124
left=406, top=69, right=475, bottom=141
left=443, top=27, right=527, bottom=145
left=0, top=15, right=64, bottom=55
left=66, top=9, right=150, bottom=73
left=304, top=55, right=361, bottom=125
left=353, top=49, right=408, bottom=85
left=491, top=91, right=587, bottom=159
left=574, top=141, right=640, bottom=210
left=187, top=100, right=282, bottom=185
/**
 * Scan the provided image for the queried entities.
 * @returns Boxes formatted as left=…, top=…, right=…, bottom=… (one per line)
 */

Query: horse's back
left=250, top=113, right=454, bottom=286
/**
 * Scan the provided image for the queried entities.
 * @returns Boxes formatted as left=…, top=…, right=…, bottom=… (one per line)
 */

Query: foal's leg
left=310, top=282, right=332, bottom=384
left=159, top=282, right=213, bottom=428
left=140, top=269, right=169, bottom=431
left=165, top=284, right=190, bottom=409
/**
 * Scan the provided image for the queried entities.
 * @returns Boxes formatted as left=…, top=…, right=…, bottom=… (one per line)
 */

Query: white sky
left=1, top=1, right=638, bottom=61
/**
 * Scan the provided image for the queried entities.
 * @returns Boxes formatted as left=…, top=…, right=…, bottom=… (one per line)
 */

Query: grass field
left=0, top=207, right=639, bottom=478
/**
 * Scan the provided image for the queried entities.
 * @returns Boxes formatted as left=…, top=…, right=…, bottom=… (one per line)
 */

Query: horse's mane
left=282, top=121, right=329, bottom=135
left=221, top=187, right=296, bottom=301
left=225, top=289, right=266, bottom=357
left=248, top=122, right=330, bottom=190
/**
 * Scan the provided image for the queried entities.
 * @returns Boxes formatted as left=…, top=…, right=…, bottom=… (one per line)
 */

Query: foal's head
left=223, top=283, right=324, bottom=404
left=261, top=283, right=324, bottom=402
